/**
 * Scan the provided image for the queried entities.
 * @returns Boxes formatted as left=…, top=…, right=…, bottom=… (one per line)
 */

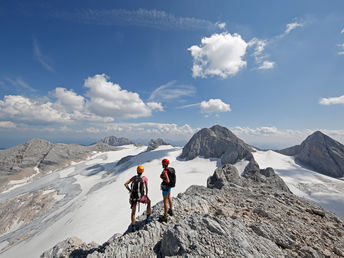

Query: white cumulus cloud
left=216, top=22, right=226, bottom=29
left=200, top=99, right=231, bottom=113
left=84, top=74, right=162, bottom=119
left=188, top=32, right=248, bottom=78
left=0, top=95, right=71, bottom=124
left=319, top=95, right=344, bottom=105
left=341, top=28, right=344, bottom=34
left=54, top=87, right=85, bottom=112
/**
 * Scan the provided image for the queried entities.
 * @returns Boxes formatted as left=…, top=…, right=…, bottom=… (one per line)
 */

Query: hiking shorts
left=131, top=196, right=149, bottom=208
left=161, top=186, right=171, bottom=196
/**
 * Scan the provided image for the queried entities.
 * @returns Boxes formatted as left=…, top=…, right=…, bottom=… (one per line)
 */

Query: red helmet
left=162, top=158, right=169, bottom=167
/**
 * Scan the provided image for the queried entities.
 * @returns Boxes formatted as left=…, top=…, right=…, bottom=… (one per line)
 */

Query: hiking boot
left=146, top=216, right=153, bottom=223
left=158, top=215, right=168, bottom=223
left=168, top=208, right=174, bottom=216
left=132, top=224, right=137, bottom=232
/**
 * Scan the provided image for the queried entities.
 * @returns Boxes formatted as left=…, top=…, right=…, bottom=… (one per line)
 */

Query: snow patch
left=253, top=150, right=344, bottom=218
left=233, top=159, right=249, bottom=175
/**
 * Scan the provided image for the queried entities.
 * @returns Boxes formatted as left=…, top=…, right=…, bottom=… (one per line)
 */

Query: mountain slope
left=0, top=145, right=219, bottom=258
left=279, top=131, right=344, bottom=178
left=180, top=125, right=254, bottom=165
left=42, top=164, right=344, bottom=258
left=0, top=139, right=123, bottom=192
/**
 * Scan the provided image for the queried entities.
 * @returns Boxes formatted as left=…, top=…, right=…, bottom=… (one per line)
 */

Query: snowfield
left=253, top=150, right=344, bottom=219
left=0, top=145, right=218, bottom=258
left=1, top=145, right=344, bottom=258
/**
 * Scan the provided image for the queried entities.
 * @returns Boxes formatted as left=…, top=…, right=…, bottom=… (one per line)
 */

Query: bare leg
left=163, top=195, right=168, bottom=216
left=146, top=198, right=151, bottom=215
left=131, top=206, right=136, bottom=225
left=168, top=192, right=172, bottom=210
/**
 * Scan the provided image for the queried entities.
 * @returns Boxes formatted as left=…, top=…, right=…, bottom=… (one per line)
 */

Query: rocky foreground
left=42, top=165, right=344, bottom=258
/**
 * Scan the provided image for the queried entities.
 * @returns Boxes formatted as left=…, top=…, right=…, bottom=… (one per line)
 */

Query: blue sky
left=1, top=0, right=344, bottom=149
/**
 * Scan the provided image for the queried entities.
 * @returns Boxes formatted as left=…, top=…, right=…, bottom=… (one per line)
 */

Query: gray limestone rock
left=146, top=138, right=169, bottom=152
left=279, top=131, right=344, bottom=178
left=180, top=125, right=254, bottom=165
left=207, top=164, right=244, bottom=189
left=97, top=136, right=134, bottom=146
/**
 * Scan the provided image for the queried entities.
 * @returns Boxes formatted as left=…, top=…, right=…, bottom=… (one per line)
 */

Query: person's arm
left=124, top=179, right=131, bottom=192
left=145, top=181, right=148, bottom=197
left=160, top=170, right=170, bottom=183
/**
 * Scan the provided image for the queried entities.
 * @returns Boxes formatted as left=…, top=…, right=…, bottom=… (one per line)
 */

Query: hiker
left=159, top=158, right=176, bottom=222
left=124, top=165, right=152, bottom=232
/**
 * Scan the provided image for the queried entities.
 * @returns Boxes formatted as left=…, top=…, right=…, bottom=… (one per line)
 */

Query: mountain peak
left=180, top=125, right=253, bottom=164
left=280, top=131, right=344, bottom=178
left=97, top=136, right=134, bottom=146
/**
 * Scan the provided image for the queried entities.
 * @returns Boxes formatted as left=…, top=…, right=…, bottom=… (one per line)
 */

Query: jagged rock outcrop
left=42, top=165, right=344, bottom=258
left=146, top=138, right=169, bottom=152
left=180, top=125, right=254, bottom=165
left=97, top=136, right=134, bottom=146
left=279, top=131, right=344, bottom=178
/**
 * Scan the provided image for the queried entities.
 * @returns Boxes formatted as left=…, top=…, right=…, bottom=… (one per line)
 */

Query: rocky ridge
left=146, top=138, right=169, bottom=152
left=180, top=125, right=254, bottom=165
left=41, top=165, right=344, bottom=258
left=279, top=131, right=344, bottom=178
left=0, top=139, right=122, bottom=192
left=97, top=136, right=135, bottom=146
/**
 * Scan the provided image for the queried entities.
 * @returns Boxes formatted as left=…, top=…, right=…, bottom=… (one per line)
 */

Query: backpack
left=166, top=167, right=176, bottom=188
left=130, top=176, right=145, bottom=203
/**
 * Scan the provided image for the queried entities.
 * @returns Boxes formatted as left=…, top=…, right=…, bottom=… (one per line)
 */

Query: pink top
left=130, top=175, right=148, bottom=183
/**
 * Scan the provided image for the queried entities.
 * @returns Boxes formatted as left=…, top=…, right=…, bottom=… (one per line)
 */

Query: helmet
left=162, top=158, right=169, bottom=167
left=137, top=165, right=144, bottom=174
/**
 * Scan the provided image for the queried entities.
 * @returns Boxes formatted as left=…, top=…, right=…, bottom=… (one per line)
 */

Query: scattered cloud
left=189, top=19, right=303, bottom=78
left=188, top=32, right=247, bottom=78
left=33, top=38, right=54, bottom=72
left=341, top=28, right=344, bottom=34
left=216, top=22, right=226, bottom=29
left=0, top=121, right=16, bottom=129
left=319, top=95, right=344, bottom=105
left=54, top=87, right=85, bottom=112
left=0, top=95, right=71, bottom=124
left=55, top=8, right=221, bottom=31
left=0, top=74, right=164, bottom=126
left=284, top=22, right=303, bottom=35
left=230, top=126, right=344, bottom=148
left=147, top=102, right=164, bottom=111
left=149, top=81, right=196, bottom=101
left=257, top=60, right=275, bottom=70
left=82, top=122, right=197, bottom=142
left=337, top=43, right=344, bottom=55
left=0, top=77, right=36, bottom=92
left=200, top=99, right=231, bottom=113
left=84, top=74, right=161, bottom=119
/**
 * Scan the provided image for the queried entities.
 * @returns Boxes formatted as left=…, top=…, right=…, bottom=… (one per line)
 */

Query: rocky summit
left=146, top=138, right=169, bottom=152
left=180, top=125, right=254, bottom=165
left=279, top=131, right=344, bottom=178
left=41, top=164, right=344, bottom=258
left=97, top=136, right=135, bottom=146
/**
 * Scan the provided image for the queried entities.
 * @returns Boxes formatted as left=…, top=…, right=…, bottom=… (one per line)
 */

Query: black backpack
left=130, top=175, right=145, bottom=203
left=167, top=167, right=176, bottom=188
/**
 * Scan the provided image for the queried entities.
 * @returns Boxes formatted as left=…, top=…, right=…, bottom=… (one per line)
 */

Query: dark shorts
left=131, top=196, right=149, bottom=208
left=161, top=186, right=171, bottom=196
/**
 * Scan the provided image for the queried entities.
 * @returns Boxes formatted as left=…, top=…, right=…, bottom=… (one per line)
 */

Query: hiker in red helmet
left=124, top=165, right=152, bottom=232
left=159, top=158, right=175, bottom=222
